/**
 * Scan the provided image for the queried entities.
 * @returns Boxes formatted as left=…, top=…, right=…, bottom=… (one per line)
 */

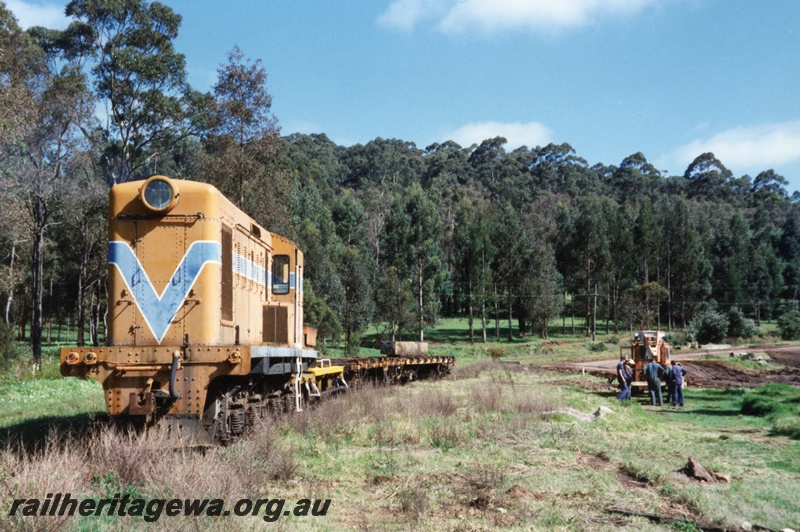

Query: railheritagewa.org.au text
left=8, top=493, right=331, bottom=522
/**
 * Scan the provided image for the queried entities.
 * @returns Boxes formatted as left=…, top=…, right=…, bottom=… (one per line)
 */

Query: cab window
left=272, top=255, right=290, bottom=295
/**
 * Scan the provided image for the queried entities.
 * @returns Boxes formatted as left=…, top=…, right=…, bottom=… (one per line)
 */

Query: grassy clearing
left=694, top=351, right=785, bottom=371
left=739, top=384, right=800, bottom=439
left=0, top=348, right=105, bottom=437
left=1, top=358, right=798, bottom=531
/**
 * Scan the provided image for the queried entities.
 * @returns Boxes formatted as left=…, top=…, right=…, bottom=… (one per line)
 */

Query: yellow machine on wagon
left=61, top=176, right=346, bottom=443
left=619, top=330, right=671, bottom=392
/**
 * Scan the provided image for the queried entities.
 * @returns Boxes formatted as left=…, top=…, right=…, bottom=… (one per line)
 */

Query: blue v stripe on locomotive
left=108, top=240, right=222, bottom=343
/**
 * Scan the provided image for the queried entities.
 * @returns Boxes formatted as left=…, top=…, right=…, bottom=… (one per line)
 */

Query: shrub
left=741, top=396, right=779, bottom=417
left=688, top=310, right=729, bottom=344
left=772, top=417, right=800, bottom=439
left=727, top=308, right=756, bottom=339
left=777, top=310, right=800, bottom=340
left=587, top=342, right=606, bottom=352
left=664, top=332, right=685, bottom=346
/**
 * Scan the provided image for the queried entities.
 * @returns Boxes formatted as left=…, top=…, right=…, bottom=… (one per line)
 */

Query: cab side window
left=272, top=255, right=290, bottom=295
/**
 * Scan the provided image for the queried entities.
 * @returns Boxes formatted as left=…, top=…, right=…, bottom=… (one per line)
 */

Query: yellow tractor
left=619, top=331, right=671, bottom=392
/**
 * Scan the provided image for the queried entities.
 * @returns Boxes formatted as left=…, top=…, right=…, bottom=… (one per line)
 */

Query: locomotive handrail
left=116, top=213, right=205, bottom=220
left=114, top=365, right=170, bottom=372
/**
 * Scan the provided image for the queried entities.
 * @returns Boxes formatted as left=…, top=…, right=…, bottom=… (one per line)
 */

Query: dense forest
left=2, top=1, right=800, bottom=367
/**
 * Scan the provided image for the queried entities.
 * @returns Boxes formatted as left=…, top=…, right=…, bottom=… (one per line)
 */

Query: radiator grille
left=262, top=306, right=289, bottom=344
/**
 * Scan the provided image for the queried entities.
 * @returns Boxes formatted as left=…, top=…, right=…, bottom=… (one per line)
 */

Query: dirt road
left=558, top=345, right=800, bottom=388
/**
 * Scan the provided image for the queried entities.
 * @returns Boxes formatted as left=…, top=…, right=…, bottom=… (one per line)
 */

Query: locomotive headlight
left=140, top=176, right=179, bottom=212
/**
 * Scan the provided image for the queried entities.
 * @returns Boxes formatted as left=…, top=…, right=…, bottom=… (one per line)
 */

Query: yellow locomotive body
left=61, top=176, right=344, bottom=443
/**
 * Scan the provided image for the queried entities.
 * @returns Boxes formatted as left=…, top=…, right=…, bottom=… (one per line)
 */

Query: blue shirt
left=673, top=366, right=687, bottom=386
left=643, top=361, right=663, bottom=382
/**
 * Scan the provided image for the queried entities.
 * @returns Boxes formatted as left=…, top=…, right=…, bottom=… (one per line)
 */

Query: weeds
left=453, top=360, right=500, bottom=380
left=469, top=381, right=503, bottom=413
left=397, top=484, right=428, bottom=523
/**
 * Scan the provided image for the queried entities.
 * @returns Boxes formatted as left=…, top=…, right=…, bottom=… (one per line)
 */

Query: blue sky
left=8, top=0, right=800, bottom=192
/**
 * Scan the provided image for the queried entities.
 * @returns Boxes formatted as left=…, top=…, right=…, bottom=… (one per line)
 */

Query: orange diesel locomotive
left=61, top=176, right=346, bottom=443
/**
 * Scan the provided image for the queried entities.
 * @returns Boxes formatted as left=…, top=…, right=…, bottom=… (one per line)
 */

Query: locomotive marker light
left=140, top=175, right=179, bottom=212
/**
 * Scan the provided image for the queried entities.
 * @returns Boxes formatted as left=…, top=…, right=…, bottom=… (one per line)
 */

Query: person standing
left=642, top=359, right=664, bottom=406
left=663, top=362, right=675, bottom=406
left=616, top=357, right=633, bottom=401
left=671, top=361, right=687, bottom=406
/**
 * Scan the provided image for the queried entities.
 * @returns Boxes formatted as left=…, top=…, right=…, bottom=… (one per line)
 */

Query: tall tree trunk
left=77, top=259, right=86, bottom=347
left=481, top=301, right=487, bottom=343
left=585, top=254, right=592, bottom=337
left=417, top=258, right=424, bottom=342
left=468, top=279, right=474, bottom=344
left=30, top=196, right=46, bottom=369
left=507, top=290, right=513, bottom=341
left=494, top=282, right=500, bottom=340
left=5, top=240, right=21, bottom=325
left=91, top=284, right=101, bottom=347
left=344, top=286, right=351, bottom=351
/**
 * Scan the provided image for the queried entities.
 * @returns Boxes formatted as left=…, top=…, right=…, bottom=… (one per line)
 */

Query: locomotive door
left=131, top=221, right=187, bottom=346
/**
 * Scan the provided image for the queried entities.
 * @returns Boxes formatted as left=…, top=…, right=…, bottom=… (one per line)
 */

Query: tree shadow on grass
left=0, top=412, right=109, bottom=455
left=662, top=408, right=742, bottom=417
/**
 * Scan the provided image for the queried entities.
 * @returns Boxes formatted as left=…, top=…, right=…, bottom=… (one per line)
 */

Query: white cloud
left=670, top=121, right=800, bottom=174
left=443, top=121, right=552, bottom=149
left=378, top=0, right=449, bottom=31
left=379, top=0, right=657, bottom=34
left=6, top=0, right=69, bottom=29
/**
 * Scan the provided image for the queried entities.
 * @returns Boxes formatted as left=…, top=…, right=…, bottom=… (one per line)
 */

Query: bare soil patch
left=552, top=347, right=800, bottom=389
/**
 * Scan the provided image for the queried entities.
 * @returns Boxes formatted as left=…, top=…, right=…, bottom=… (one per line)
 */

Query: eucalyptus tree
left=571, top=195, right=613, bottom=336
left=375, top=266, right=416, bottom=342
left=684, top=152, right=734, bottom=202
left=748, top=241, right=784, bottom=325
left=192, top=46, right=287, bottom=231
left=530, top=142, right=598, bottom=198
left=340, top=138, right=424, bottom=189
left=634, top=196, right=659, bottom=284
left=66, top=0, right=209, bottom=183
left=779, top=207, right=800, bottom=303
left=711, top=211, right=751, bottom=309
left=381, top=184, right=444, bottom=341
left=0, top=7, right=94, bottom=366
left=608, top=152, right=662, bottom=202
left=665, top=198, right=711, bottom=327
left=332, top=191, right=375, bottom=351
left=490, top=202, right=527, bottom=340
left=606, top=203, right=636, bottom=332
left=452, top=198, right=495, bottom=343
left=519, top=240, right=563, bottom=338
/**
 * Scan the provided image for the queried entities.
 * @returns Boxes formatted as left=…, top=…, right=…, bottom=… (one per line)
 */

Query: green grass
left=738, top=384, right=800, bottom=438
left=0, top=347, right=106, bottom=448
left=2, top=324, right=800, bottom=530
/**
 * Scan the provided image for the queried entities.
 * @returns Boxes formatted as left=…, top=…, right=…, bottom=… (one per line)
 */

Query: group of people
left=616, top=357, right=687, bottom=407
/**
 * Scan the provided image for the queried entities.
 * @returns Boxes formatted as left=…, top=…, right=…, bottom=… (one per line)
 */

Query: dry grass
left=452, top=359, right=502, bottom=380
left=4, top=359, right=798, bottom=530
